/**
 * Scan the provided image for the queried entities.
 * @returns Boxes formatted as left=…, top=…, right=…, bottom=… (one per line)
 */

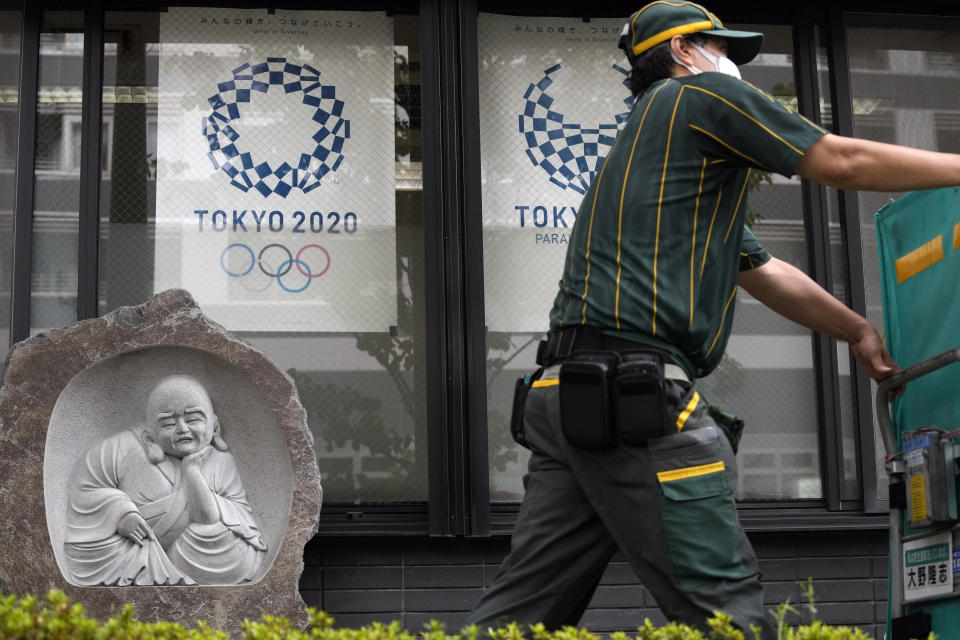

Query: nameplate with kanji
left=903, top=532, right=953, bottom=602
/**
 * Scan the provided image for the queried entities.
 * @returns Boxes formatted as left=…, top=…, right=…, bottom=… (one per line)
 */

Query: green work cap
left=620, top=1, right=764, bottom=65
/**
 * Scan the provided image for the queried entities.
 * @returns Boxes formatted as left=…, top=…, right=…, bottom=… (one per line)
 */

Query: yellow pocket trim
left=895, top=235, right=943, bottom=283
left=657, top=461, right=725, bottom=483
left=532, top=378, right=559, bottom=388
left=954, top=222, right=960, bottom=251
left=676, top=391, right=700, bottom=432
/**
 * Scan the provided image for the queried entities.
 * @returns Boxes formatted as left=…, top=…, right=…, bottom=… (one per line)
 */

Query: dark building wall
left=300, top=530, right=890, bottom=638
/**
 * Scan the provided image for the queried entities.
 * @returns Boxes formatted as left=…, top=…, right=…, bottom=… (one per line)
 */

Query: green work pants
left=467, top=366, right=776, bottom=639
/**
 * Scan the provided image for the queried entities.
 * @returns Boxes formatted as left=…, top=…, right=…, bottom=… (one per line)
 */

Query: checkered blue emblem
left=202, top=57, right=349, bottom=197
left=519, top=64, right=633, bottom=194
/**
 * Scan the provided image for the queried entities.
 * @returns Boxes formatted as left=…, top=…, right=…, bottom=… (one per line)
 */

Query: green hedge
left=0, top=589, right=937, bottom=640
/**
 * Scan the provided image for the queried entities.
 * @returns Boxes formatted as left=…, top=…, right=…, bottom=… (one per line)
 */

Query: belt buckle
left=537, top=328, right=576, bottom=366
left=536, top=339, right=550, bottom=366
left=557, top=327, right=578, bottom=361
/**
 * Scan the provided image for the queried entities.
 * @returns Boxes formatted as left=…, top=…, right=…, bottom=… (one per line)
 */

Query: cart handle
left=875, top=348, right=960, bottom=458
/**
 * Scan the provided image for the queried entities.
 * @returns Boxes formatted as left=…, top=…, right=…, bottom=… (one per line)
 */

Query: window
left=96, top=7, right=426, bottom=505
left=30, top=11, right=83, bottom=335
left=0, top=8, right=20, bottom=359
left=65, top=114, right=112, bottom=173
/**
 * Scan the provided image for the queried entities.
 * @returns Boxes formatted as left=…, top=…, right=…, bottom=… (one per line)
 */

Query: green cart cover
left=877, top=187, right=960, bottom=435
left=876, top=186, right=960, bottom=636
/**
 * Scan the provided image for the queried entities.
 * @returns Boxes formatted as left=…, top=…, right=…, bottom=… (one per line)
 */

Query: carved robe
left=64, top=430, right=265, bottom=586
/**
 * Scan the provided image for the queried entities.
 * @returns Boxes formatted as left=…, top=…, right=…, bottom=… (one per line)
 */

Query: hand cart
left=873, top=187, right=960, bottom=639
left=877, top=349, right=960, bottom=639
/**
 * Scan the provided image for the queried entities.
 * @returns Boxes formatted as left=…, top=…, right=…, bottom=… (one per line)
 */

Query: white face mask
left=671, top=42, right=741, bottom=79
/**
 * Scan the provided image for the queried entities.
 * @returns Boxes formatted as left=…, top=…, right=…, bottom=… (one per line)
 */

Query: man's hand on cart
left=737, top=258, right=904, bottom=398
left=849, top=322, right=904, bottom=398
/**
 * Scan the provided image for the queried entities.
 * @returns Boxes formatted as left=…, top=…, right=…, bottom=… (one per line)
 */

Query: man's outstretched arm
left=796, top=133, right=960, bottom=192
left=737, top=256, right=899, bottom=382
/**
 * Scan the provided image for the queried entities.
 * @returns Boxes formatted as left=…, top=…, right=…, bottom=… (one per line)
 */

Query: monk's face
left=146, top=377, right=216, bottom=458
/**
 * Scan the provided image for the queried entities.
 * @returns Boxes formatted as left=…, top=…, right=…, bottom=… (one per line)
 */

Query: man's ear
left=670, top=35, right=696, bottom=67
left=211, top=416, right=229, bottom=452
left=140, top=430, right=165, bottom=464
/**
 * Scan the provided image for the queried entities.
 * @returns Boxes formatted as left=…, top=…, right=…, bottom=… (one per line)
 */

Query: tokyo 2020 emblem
left=519, top=64, right=633, bottom=195
left=203, top=57, right=349, bottom=197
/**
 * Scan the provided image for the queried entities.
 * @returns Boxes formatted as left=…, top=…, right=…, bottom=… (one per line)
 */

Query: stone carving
left=64, top=375, right=267, bottom=586
left=0, top=290, right=321, bottom=635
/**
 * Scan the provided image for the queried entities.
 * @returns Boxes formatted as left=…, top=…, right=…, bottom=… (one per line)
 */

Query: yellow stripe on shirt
left=686, top=84, right=807, bottom=156
left=614, top=81, right=670, bottom=328
left=701, top=186, right=723, bottom=276
left=690, top=157, right=707, bottom=327
left=724, top=169, right=751, bottom=243
left=652, top=85, right=686, bottom=335
left=688, top=125, right=766, bottom=167
left=704, top=285, right=738, bottom=359
left=579, top=152, right=608, bottom=323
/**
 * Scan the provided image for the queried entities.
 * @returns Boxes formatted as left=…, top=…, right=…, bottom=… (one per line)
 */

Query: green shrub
left=0, top=588, right=938, bottom=640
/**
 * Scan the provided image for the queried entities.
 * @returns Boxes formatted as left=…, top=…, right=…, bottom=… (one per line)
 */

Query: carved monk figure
left=63, top=375, right=267, bottom=586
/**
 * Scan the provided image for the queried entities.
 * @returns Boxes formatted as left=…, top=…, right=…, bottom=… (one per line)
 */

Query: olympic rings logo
left=220, top=243, right=330, bottom=293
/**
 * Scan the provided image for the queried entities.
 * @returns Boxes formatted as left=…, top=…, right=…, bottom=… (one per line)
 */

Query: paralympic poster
left=477, top=13, right=633, bottom=332
left=155, top=8, right=396, bottom=332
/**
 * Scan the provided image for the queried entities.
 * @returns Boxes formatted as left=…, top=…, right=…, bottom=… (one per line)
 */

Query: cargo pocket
left=657, top=461, right=746, bottom=591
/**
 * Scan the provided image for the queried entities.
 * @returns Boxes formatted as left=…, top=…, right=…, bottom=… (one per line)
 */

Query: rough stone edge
left=0, top=289, right=322, bottom=636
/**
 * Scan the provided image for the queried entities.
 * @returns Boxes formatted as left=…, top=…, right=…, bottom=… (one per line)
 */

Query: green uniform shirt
left=549, top=72, right=827, bottom=378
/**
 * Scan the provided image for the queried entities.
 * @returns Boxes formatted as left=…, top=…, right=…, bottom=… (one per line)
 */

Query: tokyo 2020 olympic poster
left=156, top=8, right=396, bottom=332
left=478, top=14, right=633, bottom=332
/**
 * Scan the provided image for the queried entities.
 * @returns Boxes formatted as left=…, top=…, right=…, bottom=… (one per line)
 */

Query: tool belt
left=536, top=325, right=689, bottom=382
left=509, top=326, right=692, bottom=451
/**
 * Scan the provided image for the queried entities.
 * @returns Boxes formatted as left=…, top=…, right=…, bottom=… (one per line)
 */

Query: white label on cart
left=905, top=450, right=925, bottom=467
left=904, top=532, right=953, bottom=602
left=954, top=549, right=960, bottom=575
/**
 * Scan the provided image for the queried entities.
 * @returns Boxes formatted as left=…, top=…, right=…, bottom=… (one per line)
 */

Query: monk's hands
left=182, top=445, right=214, bottom=470
left=181, top=446, right=220, bottom=525
left=117, top=511, right=151, bottom=546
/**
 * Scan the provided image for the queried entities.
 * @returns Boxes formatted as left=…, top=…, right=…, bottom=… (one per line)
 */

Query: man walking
left=468, top=2, right=960, bottom=637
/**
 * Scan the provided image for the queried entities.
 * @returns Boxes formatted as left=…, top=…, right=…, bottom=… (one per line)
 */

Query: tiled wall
left=300, top=530, right=890, bottom=638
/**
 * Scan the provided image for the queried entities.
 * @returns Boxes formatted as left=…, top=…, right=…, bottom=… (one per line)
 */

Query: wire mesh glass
left=0, top=10, right=21, bottom=357
left=30, top=12, right=84, bottom=335
left=98, top=8, right=426, bottom=504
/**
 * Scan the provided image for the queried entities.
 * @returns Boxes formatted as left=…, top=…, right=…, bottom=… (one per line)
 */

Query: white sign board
left=477, top=13, right=633, bottom=332
left=156, top=8, right=397, bottom=332
left=903, top=531, right=953, bottom=602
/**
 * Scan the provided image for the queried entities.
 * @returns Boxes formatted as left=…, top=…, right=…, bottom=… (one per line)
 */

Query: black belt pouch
left=559, top=351, right=619, bottom=450
left=613, top=352, right=667, bottom=445
left=510, top=375, right=533, bottom=448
